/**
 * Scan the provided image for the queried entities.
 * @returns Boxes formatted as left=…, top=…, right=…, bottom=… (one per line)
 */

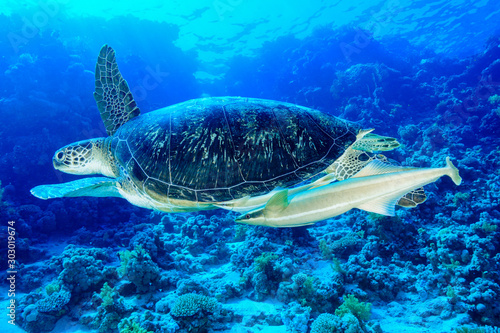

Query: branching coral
left=99, top=282, right=119, bottom=308
left=118, top=318, right=153, bottom=333
left=118, top=245, right=160, bottom=293
left=87, top=283, right=131, bottom=333
left=335, top=294, right=372, bottom=322
left=254, top=252, right=279, bottom=272
left=170, top=293, right=218, bottom=317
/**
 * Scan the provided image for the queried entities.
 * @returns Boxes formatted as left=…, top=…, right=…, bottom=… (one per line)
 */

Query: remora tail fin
left=445, top=157, right=462, bottom=186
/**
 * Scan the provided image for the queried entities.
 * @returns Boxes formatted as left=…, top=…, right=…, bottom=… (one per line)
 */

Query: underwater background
left=1, top=0, right=500, bottom=332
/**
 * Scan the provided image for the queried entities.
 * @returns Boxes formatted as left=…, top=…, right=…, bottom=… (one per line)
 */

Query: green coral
left=118, top=318, right=153, bottom=333
left=291, top=273, right=317, bottom=307
left=171, top=293, right=218, bottom=317
left=443, top=259, right=461, bottom=271
left=45, top=281, right=61, bottom=296
left=87, top=283, right=129, bottom=333
left=446, top=285, right=458, bottom=303
left=327, top=232, right=365, bottom=254
left=301, top=277, right=316, bottom=305
left=335, top=294, right=371, bottom=322
left=488, top=94, right=500, bottom=105
left=453, top=192, right=470, bottom=206
left=234, top=224, right=248, bottom=241
left=254, top=252, right=279, bottom=272
left=319, top=239, right=333, bottom=260
left=330, top=257, right=346, bottom=275
left=99, top=282, right=118, bottom=308
left=481, top=221, right=498, bottom=233
left=118, top=247, right=137, bottom=277
left=118, top=245, right=160, bottom=293
left=455, top=326, right=500, bottom=333
left=456, top=328, right=484, bottom=333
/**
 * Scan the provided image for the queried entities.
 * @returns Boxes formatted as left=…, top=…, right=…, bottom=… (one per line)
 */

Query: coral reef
left=170, top=293, right=219, bottom=317
left=1, top=18, right=499, bottom=333
left=118, top=246, right=161, bottom=293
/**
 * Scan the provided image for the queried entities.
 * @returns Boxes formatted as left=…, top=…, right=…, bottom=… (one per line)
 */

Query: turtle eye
left=56, top=152, right=64, bottom=160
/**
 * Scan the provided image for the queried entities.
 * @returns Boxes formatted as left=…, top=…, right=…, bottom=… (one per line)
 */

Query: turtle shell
left=111, top=97, right=360, bottom=203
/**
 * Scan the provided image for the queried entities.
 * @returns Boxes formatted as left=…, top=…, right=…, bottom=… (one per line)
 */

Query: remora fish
left=235, top=157, right=461, bottom=227
left=213, top=172, right=338, bottom=213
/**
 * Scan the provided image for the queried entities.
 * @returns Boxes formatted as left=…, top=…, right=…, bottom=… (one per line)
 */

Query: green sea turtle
left=31, top=45, right=401, bottom=213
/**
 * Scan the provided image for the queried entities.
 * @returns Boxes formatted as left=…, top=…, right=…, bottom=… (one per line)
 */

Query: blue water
left=1, top=1, right=500, bottom=332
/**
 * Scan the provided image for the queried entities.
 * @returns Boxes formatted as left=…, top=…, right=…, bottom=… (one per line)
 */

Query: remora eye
left=56, top=152, right=64, bottom=160
left=245, top=214, right=250, bottom=219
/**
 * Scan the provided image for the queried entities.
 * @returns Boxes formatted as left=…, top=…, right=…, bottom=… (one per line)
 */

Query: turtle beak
left=53, top=157, right=62, bottom=169
left=52, top=149, right=66, bottom=170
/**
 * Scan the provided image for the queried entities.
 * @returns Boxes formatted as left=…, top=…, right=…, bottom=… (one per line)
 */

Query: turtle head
left=53, top=138, right=117, bottom=177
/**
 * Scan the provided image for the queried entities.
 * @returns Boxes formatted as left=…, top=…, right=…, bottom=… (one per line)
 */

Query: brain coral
left=311, top=313, right=340, bottom=333
left=60, top=254, right=106, bottom=293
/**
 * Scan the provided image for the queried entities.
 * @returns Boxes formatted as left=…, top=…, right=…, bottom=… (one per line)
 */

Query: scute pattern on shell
left=113, top=97, right=359, bottom=202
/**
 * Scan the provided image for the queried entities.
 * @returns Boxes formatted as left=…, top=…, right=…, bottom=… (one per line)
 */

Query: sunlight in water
left=3, top=0, right=498, bottom=60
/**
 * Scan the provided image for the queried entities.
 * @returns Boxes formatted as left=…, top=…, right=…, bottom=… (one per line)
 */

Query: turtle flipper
left=353, top=132, right=400, bottom=152
left=325, top=146, right=428, bottom=208
left=94, top=45, right=140, bottom=136
left=31, top=177, right=122, bottom=199
left=397, top=187, right=427, bottom=207
left=326, top=148, right=386, bottom=181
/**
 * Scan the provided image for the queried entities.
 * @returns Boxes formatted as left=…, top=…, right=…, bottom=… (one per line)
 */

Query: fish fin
left=264, top=189, right=289, bottom=214
left=446, top=157, right=462, bottom=185
left=308, top=173, right=337, bottom=189
left=351, top=160, right=415, bottom=178
left=357, top=193, right=402, bottom=216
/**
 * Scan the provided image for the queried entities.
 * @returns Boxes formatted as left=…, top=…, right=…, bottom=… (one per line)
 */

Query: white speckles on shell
left=110, top=97, right=360, bottom=204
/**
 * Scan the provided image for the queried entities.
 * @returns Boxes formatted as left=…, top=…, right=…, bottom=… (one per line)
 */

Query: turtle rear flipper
left=326, top=147, right=428, bottom=208
left=31, top=177, right=121, bottom=199
left=397, top=187, right=427, bottom=207
left=353, top=132, right=400, bottom=152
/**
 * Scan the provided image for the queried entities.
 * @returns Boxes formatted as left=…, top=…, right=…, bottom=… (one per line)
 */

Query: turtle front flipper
left=94, top=45, right=140, bottom=136
left=31, top=177, right=122, bottom=199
